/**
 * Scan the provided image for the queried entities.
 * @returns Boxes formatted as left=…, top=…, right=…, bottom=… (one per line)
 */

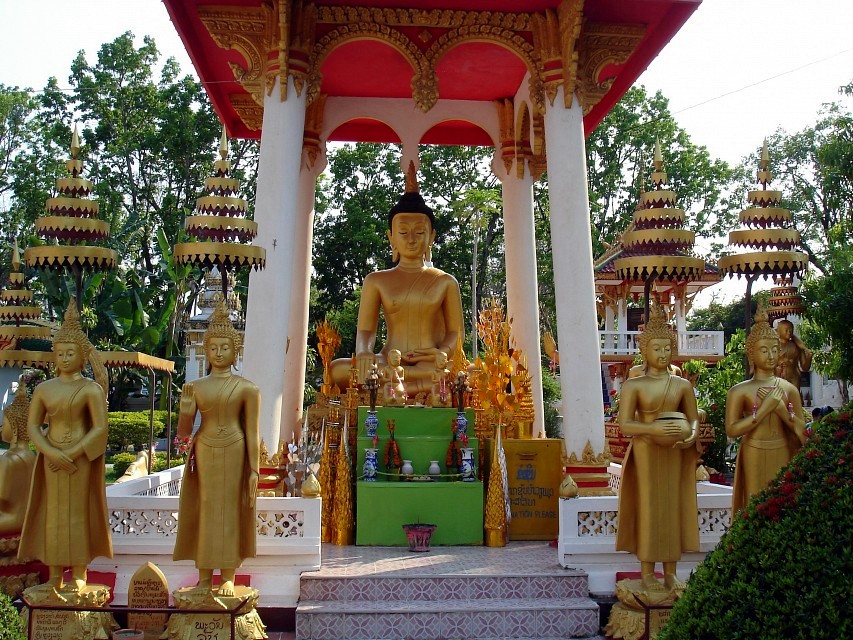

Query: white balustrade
left=598, top=330, right=724, bottom=358
left=558, top=463, right=732, bottom=594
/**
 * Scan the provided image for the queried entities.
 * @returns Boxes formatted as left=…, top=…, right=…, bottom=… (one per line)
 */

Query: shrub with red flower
left=660, top=402, right=853, bottom=640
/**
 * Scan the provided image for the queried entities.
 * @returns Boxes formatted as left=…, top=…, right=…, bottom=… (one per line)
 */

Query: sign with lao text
left=127, top=562, right=169, bottom=634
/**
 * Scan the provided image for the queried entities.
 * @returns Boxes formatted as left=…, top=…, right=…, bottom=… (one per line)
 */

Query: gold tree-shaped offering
left=474, top=299, right=523, bottom=547
left=0, top=242, right=51, bottom=352
left=316, top=318, right=342, bottom=396
left=614, top=141, right=706, bottom=323
left=173, top=126, right=266, bottom=300
left=718, top=140, right=808, bottom=331
left=24, top=127, right=117, bottom=311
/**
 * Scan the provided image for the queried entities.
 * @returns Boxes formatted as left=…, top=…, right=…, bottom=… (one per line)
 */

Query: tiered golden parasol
left=614, top=142, right=705, bottom=323
left=173, top=127, right=265, bottom=299
left=24, top=127, right=118, bottom=311
left=0, top=242, right=52, bottom=350
left=766, top=276, right=806, bottom=321
left=717, top=141, right=808, bottom=330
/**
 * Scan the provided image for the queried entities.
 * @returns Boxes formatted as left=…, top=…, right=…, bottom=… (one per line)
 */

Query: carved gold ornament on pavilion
left=24, top=127, right=118, bottom=279
left=173, top=128, right=266, bottom=274
left=196, top=0, right=647, bottom=130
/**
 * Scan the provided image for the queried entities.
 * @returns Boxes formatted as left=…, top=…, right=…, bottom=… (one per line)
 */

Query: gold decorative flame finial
left=11, top=240, right=20, bottom=272
left=404, top=161, right=419, bottom=194
left=653, top=139, right=663, bottom=172
left=753, top=299, right=770, bottom=326
left=219, top=125, right=229, bottom=161
left=71, top=124, right=81, bottom=159
left=760, top=138, right=769, bottom=171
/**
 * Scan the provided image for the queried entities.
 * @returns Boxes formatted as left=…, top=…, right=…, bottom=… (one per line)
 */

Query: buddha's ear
left=429, top=228, right=436, bottom=245
left=386, top=229, right=399, bottom=262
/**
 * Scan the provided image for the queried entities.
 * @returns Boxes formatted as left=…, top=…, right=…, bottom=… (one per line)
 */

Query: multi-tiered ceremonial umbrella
left=717, top=141, right=808, bottom=330
left=173, top=127, right=265, bottom=299
left=0, top=242, right=51, bottom=352
left=24, top=127, right=117, bottom=312
left=614, top=142, right=706, bottom=323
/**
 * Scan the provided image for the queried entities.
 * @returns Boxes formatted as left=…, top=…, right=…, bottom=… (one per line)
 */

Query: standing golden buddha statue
left=19, top=300, right=113, bottom=592
left=726, top=304, right=805, bottom=515
left=614, top=304, right=700, bottom=592
left=774, top=318, right=812, bottom=396
left=0, top=380, right=37, bottom=536
left=330, top=163, right=464, bottom=396
left=172, top=300, right=260, bottom=597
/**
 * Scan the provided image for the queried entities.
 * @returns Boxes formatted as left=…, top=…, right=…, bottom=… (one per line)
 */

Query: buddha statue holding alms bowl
left=331, top=163, right=464, bottom=397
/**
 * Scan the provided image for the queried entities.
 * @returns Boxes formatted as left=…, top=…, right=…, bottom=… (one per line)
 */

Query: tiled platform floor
left=307, top=540, right=566, bottom=578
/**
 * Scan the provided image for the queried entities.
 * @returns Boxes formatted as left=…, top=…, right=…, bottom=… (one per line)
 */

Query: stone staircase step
left=299, top=572, right=590, bottom=602
left=296, top=597, right=600, bottom=640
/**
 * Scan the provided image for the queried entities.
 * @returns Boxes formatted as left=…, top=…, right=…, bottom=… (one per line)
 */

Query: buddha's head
left=388, top=349, right=402, bottom=366
left=638, top=304, right=678, bottom=372
left=775, top=318, right=794, bottom=342
left=746, top=303, right=779, bottom=373
left=436, top=351, right=448, bottom=368
left=204, top=299, right=242, bottom=369
left=387, top=162, right=435, bottom=264
left=52, top=299, right=94, bottom=374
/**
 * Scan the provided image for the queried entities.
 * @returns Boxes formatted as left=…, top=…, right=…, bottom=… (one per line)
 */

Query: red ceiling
left=163, top=0, right=701, bottom=143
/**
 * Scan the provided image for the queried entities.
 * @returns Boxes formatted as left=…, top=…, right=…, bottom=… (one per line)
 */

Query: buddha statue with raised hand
left=173, top=299, right=260, bottom=597
left=615, top=304, right=699, bottom=592
left=726, top=304, right=805, bottom=515
left=331, top=162, right=464, bottom=396
left=18, top=299, right=112, bottom=592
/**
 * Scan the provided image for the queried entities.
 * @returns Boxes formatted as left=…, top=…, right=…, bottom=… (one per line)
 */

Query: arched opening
left=420, top=119, right=494, bottom=147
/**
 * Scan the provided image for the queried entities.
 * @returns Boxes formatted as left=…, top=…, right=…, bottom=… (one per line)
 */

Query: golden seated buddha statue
left=330, top=164, right=464, bottom=397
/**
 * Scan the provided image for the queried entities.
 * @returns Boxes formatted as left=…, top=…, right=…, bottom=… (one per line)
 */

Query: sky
left=2, top=0, right=851, bottom=307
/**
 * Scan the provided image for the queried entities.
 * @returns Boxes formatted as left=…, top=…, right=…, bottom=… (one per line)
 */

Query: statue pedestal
left=21, top=583, right=117, bottom=640
left=163, top=586, right=266, bottom=640
left=604, top=578, right=682, bottom=640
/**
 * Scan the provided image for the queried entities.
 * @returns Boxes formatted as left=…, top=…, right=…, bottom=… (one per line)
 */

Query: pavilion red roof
left=164, top=0, right=700, bottom=141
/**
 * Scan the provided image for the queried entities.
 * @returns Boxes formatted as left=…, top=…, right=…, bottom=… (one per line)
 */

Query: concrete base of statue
left=162, top=585, right=266, bottom=640
left=21, top=583, right=118, bottom=640
left=603, top=578, right=683, bottom=640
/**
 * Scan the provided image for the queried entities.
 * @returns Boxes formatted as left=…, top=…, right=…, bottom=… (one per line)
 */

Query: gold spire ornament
left=25, top=126, right=118, bottom=306
left=173, top=125, right=265, bottom=299
left=718, top=140, right=808, bottom=330
left=0, top=242, right=51, bottom=349
left=332, top=413, right=354, bottom=545
left=614, top=141, right=706, bottom=322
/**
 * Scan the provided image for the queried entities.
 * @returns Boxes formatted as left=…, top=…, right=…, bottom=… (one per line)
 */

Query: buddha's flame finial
left=71, top=124, right=81, bottom=159
left=757, top=138, right=772, bottom=189
left=219, top=125, right=229, bottom=161
left=11, top=239, right=20, bottom=273
left=405, top=160, right=419, bottom=194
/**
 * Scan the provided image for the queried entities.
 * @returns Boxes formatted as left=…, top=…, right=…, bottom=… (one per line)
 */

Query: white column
left=242, top=76, right=307, bottom=451
left=279, top=146, right=327, bottom=443
left=544, top=88, right=605, bottom=457
left=497, top=156, right=546, bottom=438
left=604, top=303, right=615, bottom=332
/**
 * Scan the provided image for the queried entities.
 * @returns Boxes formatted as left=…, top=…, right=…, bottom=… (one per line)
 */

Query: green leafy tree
left=799, top=247, right=853, bottom=405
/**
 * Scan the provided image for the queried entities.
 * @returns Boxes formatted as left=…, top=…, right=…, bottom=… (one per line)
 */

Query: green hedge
left=659, top=404, right=853, bottom=640
left=107, top=452, right=139, bottom=477
left=107, top=411, right=165, bottom=451
left=0, top=592, right=24, bottom=640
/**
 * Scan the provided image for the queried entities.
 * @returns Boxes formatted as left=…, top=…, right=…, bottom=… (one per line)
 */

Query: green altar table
left=355, top=406, right=484, bottom=546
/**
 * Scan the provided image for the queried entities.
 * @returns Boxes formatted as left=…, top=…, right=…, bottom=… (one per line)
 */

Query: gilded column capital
left=575, top=21, right=645, bottom=115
